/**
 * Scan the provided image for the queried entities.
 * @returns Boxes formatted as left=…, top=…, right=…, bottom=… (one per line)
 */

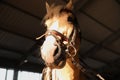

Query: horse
left=36, top=0, right=86, bottom=80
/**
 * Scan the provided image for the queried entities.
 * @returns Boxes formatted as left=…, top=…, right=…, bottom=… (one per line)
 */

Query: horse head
left=40, top=0, right=81, bottom=68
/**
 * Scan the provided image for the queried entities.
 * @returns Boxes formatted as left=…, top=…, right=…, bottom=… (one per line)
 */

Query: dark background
left=0, top=0, right=120, bottom=79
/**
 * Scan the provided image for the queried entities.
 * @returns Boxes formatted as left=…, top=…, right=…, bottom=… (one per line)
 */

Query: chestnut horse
left=37, top=0, right=86, bottom=80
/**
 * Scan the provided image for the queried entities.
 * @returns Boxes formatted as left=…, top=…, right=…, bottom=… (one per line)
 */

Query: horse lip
left=43, top=54, right=66, bottom=68
left=44, top=49, right=66, bottom=68
left=45, top=60, right=66, bottom=69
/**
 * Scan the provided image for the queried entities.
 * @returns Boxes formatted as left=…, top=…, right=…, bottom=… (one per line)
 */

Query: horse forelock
left=44, top=5, right=63, bottom=19
left=42, top=4, right=78, bottom=29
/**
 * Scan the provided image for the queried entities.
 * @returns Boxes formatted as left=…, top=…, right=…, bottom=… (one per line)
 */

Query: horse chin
left=45, top=60, right=66, bottom=69
left=45, top=56, right=66, bottom=69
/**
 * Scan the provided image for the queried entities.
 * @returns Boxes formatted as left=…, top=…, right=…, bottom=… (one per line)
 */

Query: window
left=6, top=70, right=14, bottom=80
left=18, top=71, right=42, bottom=80
left=0, top=68, right=42, bottom=80
left=0, top=68, right=6, bottom=80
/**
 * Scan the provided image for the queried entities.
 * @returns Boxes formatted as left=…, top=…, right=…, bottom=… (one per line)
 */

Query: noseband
left=45, top=28, right=77, bottom=57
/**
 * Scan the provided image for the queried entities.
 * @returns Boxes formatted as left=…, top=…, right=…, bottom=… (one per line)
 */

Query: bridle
left=36, top=25, right=105, bottom=80
left=36, top=14, right=105, bottom=80
left=36, top=4, right=105, bottom=80
left=36, top=26, right=90, bottom=80
left=36, top=26, right=78, bottom=68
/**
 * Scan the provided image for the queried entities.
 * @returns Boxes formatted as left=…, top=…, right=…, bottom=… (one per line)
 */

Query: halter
left=36, top=28, right=105, bottom=80
left=36, top=27, right=78, bottom=68
left=37, top=26, right=84, bottom=80
left=36, top=3, right=105, bottom=80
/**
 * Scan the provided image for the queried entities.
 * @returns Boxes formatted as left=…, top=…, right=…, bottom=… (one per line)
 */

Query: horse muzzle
left=41, top=36, right=66, bottom=68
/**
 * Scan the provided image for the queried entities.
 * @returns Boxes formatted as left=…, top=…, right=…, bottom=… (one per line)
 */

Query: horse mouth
left=41, top=43, right=66, bottom=68
left=40, top=33, right=67, bottom=68
left=45, top=57, right=66, bottom=69
left=42, top=48, right=66, bottom=68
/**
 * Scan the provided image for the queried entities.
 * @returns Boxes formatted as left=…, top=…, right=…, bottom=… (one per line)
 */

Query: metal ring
left=67, top=43, right=77, bottom=57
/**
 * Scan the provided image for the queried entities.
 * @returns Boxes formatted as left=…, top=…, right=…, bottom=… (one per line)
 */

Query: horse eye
left=68, top=16, right=73, bottom=22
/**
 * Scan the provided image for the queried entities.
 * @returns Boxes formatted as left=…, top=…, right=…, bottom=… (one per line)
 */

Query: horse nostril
left=53, top=41, right=62, bottom=60
left=54, top=47, right=58, bottom=56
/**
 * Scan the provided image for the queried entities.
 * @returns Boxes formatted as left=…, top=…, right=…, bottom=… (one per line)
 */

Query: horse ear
left=66, top=0, right=73, bottom=10
left=46, top=2, right=50, bottom=13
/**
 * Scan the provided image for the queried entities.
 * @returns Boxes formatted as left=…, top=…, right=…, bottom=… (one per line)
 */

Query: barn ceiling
left=0, top=0, right=120, bottom=79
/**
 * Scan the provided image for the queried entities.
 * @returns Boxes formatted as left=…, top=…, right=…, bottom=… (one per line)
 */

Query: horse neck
left=52, top=58, right=85, bottom=80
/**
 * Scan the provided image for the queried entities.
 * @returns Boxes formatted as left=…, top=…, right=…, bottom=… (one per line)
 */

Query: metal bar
left=13, top=69, right=18, bottom=80
left=0, top=57, right=44, bottom=73
left=81, top=29, right=120, bottom=57
left=81, top=10, right=114, bottom=32
left=0, top=21, right=36, bottom=41
left=0, top=0, right=42, bottom=20
left=5, top=69, right=8, bottom=80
